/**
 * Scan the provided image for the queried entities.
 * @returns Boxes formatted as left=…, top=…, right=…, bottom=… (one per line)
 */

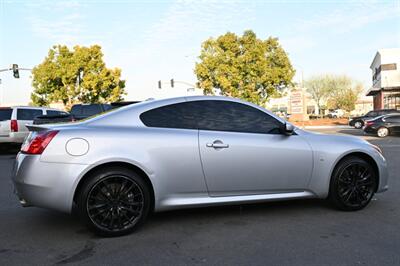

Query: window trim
left=140, top=100, right=285, bottom=135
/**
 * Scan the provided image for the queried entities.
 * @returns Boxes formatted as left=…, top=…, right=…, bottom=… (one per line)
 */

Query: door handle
left=206, top=141, right=229, bottom=149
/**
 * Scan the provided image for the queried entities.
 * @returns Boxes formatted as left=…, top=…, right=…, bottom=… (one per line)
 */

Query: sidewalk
left=291, top=118, right=349, bottom=129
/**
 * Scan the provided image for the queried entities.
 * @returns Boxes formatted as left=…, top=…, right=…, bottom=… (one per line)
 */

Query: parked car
left=327, top=109, right=344, bottom=118
left=34, top=103, right=113, bottom=125
left=349, top=109, right=400, bottom=129
left=13, top=96, right=388, bottom=236
left=33, top=102, right=139, bottom=125
left=363, top=114, right=400, bottom=137
left=0, top=106, right=65, bottom=144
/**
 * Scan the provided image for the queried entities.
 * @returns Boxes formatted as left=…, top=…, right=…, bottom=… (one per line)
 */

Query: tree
left=31, top=45, right=126, bottom=107
left=326, top=75, right=363, bottom=112
left=194, top=30, right=295, bottom=105
left=305, top=75, right=332, bottom=116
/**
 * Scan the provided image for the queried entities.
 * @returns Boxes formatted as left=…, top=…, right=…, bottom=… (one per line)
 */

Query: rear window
left=17, top=109, right=43, bottom=120
left=82, top=105, right=103, bottom=116
left=71, top=105, right=82, bottom=115
left=46, top=110, right=68, bottom=116
left=0, top=109, right=12, bottom=121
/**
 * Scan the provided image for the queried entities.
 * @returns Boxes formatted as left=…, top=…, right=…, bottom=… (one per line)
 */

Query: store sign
left=290, top=90, right=304, bottom=114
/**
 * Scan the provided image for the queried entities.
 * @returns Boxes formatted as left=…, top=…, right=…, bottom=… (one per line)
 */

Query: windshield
left=0, top=109, right=12, bottom=121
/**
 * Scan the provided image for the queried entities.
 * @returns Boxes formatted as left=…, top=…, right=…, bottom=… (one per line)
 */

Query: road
left=0, top=128, right=399, bottom=265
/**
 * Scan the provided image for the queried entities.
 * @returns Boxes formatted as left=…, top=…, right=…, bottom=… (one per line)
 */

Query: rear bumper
left=0, top=136, right=15, bottom=143
left=0, top=132, right=26, bottom=143
left=12, top=153, right=88, bottom=213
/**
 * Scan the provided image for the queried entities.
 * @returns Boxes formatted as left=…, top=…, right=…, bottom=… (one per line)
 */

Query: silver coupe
left=12, top=96, right=389, bottom=236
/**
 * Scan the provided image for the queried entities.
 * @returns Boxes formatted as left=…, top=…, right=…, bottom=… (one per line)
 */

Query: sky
left=0, top=0, right=399, bottom=105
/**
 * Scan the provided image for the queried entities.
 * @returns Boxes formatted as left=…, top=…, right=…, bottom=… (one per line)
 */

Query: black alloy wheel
left=77, top=167, right=151, bottom=237
left=329, top=157, right=377, bottom=211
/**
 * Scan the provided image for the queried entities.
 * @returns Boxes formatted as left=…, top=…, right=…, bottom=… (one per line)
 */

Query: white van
left=0, top=106, right=66, bottom=144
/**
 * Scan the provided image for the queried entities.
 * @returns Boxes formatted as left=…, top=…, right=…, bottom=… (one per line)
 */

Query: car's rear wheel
left=329, top=156, right=377, bottom=211
left=77, top=167, right=151, bottom=237
left=354, top=121, right=363, bottom=129
left=377, top=127, right=389, bottom=138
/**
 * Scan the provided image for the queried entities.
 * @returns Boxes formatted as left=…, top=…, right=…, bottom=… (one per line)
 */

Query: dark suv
left=349, top=109, right=400, bottom=129
left=33, top=102, right=139, bottom=125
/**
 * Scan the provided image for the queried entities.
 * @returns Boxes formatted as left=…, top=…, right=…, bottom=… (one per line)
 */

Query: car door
left=194, top=100, right=313, bottom=197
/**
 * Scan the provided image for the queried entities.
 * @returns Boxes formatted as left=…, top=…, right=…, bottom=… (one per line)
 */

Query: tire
left=377, top=127, right=389, bottom=138
left=76, top=167, right=151, bottom=237
left=354, top=121, right=363, bottom=129
left=329, top=156, right=377, bottom=211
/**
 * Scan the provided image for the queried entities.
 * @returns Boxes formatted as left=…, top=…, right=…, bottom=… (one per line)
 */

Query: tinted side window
left=367, top=111, right=377, bottom=117
left=17, top=109, right=43, bottom=120
left=47, top=110, right=68, bottom=116
left=385, top=115, right=400, bottom=123
left=0, top=109, right=12, bottom=121
left=102, top=104, right=113, bottom=111
left=82, top=105, right=102, bottom=116
left=195, top=101, right=281, bottom=134
left=140, top=100, right=282, bottom=134
left=140, top=102, right=198, bottom=129
left=71, top=105, right=82, bottom=115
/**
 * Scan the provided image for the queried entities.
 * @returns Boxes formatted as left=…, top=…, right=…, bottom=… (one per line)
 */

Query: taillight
left=10, top=120, right=18, bottom=132
left=365, top=121, right=374, bottom=126
left=21, top=130, right=59, bottom=155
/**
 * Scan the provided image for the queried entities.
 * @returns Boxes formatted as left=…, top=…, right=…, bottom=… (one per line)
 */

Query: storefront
left=367, top=89, right=400, bottom=110
left=383, top=91, right=400, bottom=109
left=367, top=49, right=400, bottom=110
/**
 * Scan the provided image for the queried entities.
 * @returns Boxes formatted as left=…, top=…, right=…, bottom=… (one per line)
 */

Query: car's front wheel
left=377, top=127, right=389, bottom=138
left=76, top=167, right=151, bottom=237
left=329, top=156, right=377, bottom=211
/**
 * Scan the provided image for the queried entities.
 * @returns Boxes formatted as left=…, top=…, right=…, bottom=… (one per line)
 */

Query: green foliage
left=326, top=75, right=362, bottom=112
left=194, top=30, right=295, bottom=105
left=31, top=45, right=126, bottom=107
left=306, top=74, right=362, bottom=114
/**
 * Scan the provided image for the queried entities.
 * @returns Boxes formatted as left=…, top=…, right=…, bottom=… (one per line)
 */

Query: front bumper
left=375, top=151, right=389, bottom=193
left=363, top=126, right=378, bottom=134
left=12, top=153, right=88, bottom=213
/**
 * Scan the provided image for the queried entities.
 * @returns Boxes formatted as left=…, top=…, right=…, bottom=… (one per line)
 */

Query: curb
left=300, top=125, right=351, bottom=129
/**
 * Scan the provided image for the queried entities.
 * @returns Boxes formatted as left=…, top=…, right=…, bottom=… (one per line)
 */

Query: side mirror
left=280, top=123, right=295, bottom=136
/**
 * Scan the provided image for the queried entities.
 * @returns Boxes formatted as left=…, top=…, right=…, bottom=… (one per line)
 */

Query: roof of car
left=11, top=106, right=61, bottom=110
left=383, top=113, right=400, bottom=117
left=85, top=95, right=287, bottom=127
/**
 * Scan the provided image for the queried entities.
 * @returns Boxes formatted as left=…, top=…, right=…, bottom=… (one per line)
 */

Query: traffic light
left=170, top=79, right=174, bottom=88
left=158, top=80, right=162, bottom=89
left=12, top=64, right=19, bottom=78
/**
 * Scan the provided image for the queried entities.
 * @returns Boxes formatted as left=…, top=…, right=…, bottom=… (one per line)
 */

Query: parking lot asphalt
left=0, top=128, right=399, bottom=265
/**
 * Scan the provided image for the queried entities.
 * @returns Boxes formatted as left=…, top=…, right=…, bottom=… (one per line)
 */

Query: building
left=367, top=48, right=400, bottom=110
